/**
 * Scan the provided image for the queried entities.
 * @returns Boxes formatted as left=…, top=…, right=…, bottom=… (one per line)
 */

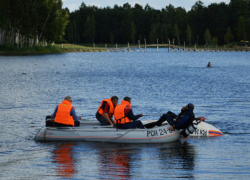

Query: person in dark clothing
left=144, top=104, right=195, bottom=135
left=207, top=62, right=212, bottom=68
left=154, top=104, right=195, bottom=133
left=114, top=97, right=144, bottom=129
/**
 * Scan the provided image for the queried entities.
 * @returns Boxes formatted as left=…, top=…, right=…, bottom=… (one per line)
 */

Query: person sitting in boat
left=96, top=96, right=118, bottom=127
left=145, top=104, right=195, bottom=135
left=155, top=103, right=195, bottom=134
left=207, top=62, right=211, bottom=68
left=51, top=96, right=81, bottom=127
left=114, top=96, right=144, bottom=129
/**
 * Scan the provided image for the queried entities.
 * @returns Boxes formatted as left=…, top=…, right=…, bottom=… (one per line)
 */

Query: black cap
left=186, top=103, right=194, bottom=110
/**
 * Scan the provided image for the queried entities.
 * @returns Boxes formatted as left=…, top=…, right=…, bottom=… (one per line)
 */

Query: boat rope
left=34, top=125, right=45, bottom=141
left=103, top=128, right=136, bottom=143
left=43, top=126, right=47, bottom=141
left=143, top=113, right=162, bottom=116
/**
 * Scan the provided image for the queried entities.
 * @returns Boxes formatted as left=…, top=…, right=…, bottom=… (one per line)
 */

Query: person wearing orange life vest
left=52, top=96, right=81, bottom=127
left=96, top=96, right=118, bottom=127
left=114, top=97, right=144, bottom=129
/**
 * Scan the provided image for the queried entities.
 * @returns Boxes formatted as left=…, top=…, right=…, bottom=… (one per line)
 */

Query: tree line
left=65, top=0, right=250, bottom=46
left=0, top=0, right=249, bottom=48
left=0, top=0, right=68, bottom=47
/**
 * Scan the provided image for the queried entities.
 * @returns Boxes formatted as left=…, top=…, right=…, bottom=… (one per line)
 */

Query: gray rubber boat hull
left=35, top=120, right=181, bottom=143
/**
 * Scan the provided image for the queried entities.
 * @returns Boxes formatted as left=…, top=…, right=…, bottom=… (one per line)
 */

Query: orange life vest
left=97, top=98, right=115, bottom=119
left=54, top=100, right=75, bottom=126
left=114, top=100, right=132, bottom=124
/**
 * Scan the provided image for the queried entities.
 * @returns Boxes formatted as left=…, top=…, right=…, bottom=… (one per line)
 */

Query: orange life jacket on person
left=97, top=98, right=115, bottom=119
left=114, top=100, right=132, bottom=124
left=54, top=100, right=75, bottom=126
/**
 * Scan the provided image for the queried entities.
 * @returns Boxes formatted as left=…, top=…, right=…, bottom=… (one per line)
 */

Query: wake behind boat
left=34, top=119, right=223, bottom=143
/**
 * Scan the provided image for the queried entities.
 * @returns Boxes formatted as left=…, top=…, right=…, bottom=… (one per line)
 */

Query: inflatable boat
left=34, top=119, right=223, bottom=143
left=189, top=121, right=223, bottom=137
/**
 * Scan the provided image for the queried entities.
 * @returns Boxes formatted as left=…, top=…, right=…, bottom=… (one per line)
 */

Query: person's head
left=123, top=96, right=131, bottom=103
left=186, top=103, right=194, bottom=111
left=64, top=96, right=72, bottom=102
left=111, top=96, right=118, bottom=106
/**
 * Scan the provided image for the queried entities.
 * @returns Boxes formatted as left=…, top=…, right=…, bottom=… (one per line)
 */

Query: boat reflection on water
left=177, top=141, right=196, bottom=170
left=97, top=144, right=136, bottom=179
left=50, top=141, right=196, bottom=179
left=96, top=141, right=196, bottom=179
left=52, top=143, right=76, bottom=178
left=156, top=141, right=196, bottom=178
left=111, top=149, right=131, bottom=179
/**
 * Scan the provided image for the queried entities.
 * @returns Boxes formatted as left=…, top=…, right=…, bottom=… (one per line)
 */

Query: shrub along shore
left=0, top=44, right=103, bottom=54
left=0, top=43, right=132, bottom=54
left=0, top=43, right=248, bottom=54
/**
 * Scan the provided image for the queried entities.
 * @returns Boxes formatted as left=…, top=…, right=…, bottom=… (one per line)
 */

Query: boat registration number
left=147, top=128, right=172, bottom=137
left=192, top=129, right=208, bottom=136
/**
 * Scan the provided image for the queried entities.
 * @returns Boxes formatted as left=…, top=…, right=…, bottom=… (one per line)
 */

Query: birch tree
left=204, top=28, right=211, bottom=45
left=224, top=27, right=234, bottom=45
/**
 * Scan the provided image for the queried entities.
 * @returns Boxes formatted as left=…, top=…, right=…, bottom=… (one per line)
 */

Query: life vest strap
left=115, top=116, right=127, bottom=124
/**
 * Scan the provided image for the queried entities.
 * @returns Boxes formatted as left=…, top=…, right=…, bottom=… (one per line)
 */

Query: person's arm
left=126, top=107, right=143, bottom=122
left=51, top=106, right=58, bottom=118
left=103, top=113, right=114, bottom=126
left=102, top=102, right=114, bottom=127
left=70, top=108, right=81, bottom=121
left=174, top=114, right=189, bottom=129
left=168, top=126, right=175, bottom=131
left=168, top=109, right=190, bottom=131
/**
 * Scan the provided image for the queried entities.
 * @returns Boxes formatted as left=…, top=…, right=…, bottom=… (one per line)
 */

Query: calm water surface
left=0, top=49, right=250, bottom=179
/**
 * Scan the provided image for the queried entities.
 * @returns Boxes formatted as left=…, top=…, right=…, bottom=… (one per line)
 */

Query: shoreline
left=0, top=43, right=249, bottom=55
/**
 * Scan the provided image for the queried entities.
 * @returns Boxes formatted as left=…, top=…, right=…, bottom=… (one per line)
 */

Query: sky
left=62, top=0, right=231, bottom=12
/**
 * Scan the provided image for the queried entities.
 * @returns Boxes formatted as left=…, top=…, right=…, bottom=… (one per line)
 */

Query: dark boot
left=155, top=115, right=166, bottom=126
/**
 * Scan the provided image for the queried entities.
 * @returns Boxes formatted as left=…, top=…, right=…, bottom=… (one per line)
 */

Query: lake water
left=0, top=49, right=250, bottom=179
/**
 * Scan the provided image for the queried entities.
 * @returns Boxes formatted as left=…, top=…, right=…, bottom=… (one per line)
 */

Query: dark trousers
left=96, top=112, right=114, bottom=125
left=74, top=121, right=80, bottom=127
left=116, top=121, right=145, bottom=129
left=46, top=120, right=80, bottom=127
left=156, top=113, right=175, bottom=126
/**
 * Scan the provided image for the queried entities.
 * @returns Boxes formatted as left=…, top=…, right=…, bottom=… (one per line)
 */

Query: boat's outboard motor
left=181, top=120, right=200, bottom=137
